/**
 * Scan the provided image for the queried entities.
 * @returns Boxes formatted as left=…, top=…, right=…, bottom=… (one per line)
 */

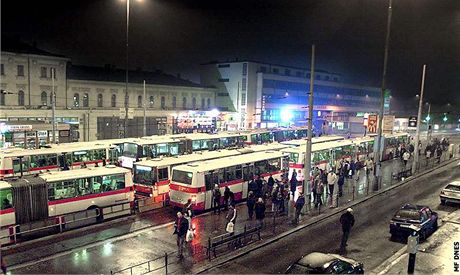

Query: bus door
left=204, top=171, right=217, bottom=210
left=12, top=156, right=28, bottom=177
left=242, top=163, right=254, bottom=198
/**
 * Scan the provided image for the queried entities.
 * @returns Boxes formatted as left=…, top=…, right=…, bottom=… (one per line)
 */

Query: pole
left=426, top=103, right=431, bottom=143
left=124, top=0, right=130, bottom=138
left=51, top=68, right=56, bottom=144
left=143, top=80, right=147, bottom=136
left=303, top=44, right=315, bottom=213
left=236, top=81, right=240, bottom=130
left=374, top=0, right=393, bottom=186
left=412, top=65, right=427, bottom=174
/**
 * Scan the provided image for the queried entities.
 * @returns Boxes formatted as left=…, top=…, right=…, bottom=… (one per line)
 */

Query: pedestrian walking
left=224, top=186, right=232, bottom=210
left=226, top=204, right=237, bottom=235
left=293, top=192, right=305, bottom=224
left=327, top=170, right=337, bottom=198
left=212, top=184, right=221, bottom=214
left=247, top=191, right=256, bottom=220
left=183, top=198, right=193, bottom=218
left=267, top=174, right=275, bottom=193
left=173, top=212, right=189, bottom=258
left=339, top=208, right=355, bottom=253
left=315, top=180, right=324, bottom=208
left=403, top=151, right=410, bottom=167
left=338, top=172, right=345, bottom=197
left=365, top=158, right=373, bottom=177
left=290, top=170, right=298, bottom=197
left=255, top=198, right=266, bottom=228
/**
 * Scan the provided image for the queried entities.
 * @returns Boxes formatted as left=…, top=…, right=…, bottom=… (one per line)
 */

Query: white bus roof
left=245, top=143, right=291, bottom=152
left=351, top=136, right=375, bottom=143
left=280, top=135, right=344, bottom=146
left=40, top=165, right=130, bottom=182
left=124, top=137, right=180, bottom=146
left=385, top=132, right=409, bottom=138
left=135, top=149, right=242, bottom=168
left=0, top=143, right=112, bottom=158
left=281, top=139, right=354, bottom=154
left=173, top=150, right=287, bottom=173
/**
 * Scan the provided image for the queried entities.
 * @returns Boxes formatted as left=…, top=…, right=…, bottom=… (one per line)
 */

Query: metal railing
left=111, top=252, right=170, bottom=275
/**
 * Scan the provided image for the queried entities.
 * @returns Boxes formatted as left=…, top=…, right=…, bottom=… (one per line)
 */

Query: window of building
left=83, top=93, right=89, bottom=107
left=296, top=71, right=302, bottom=77
left=17, top=65, right=24, bottom=76
left=73, top=93, right=79, bottom=107
left=242, top=78, right=247, bottom=91
left=172, top=96, right=177, bottom=109
left=207, top=98, right=211, bottom=109
left=260, top=66, right=267, bottom=73
left=273, top=68, right=279, bottom=74
left=192, top=97, right=196, bottom=109
left=285, top=69, right=290, bottom=76
left=241, top=93, right=246, bottom=106
left=41, top=91, right=47, bottom=106
left=0, top=64, right=4, bottom=75
left=40, top=67, right=47, bottom=78
left=201, top=98, right=205, bottom=109
left=111, top=94, right=117, bottom=107
left=218, top=64, right=230, bottom=68
left=138, top=95, right=142, bottom=108
left=182, top=97, right=187, bottom=109
left=18, top=90, right=25, bottom=106
left=218, top=78, right=229, bottom=82
left=149, top=96, right=154, bottom=107
left=97, top=94, right=103, bottom=107
left=161, top=96, right=166, bottom=109
left=0, top=90, right=5, bottom=106
left=242, top=63, right=248, bottom=76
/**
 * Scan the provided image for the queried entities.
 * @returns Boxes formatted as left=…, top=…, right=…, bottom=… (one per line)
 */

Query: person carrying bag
left=226, top=205, right=237, bottom=234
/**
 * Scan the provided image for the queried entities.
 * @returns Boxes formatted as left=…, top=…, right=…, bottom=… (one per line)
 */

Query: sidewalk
left=3, top=153, right=455, bottom=274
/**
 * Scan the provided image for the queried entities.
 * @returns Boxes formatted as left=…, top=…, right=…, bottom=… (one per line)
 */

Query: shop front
left=0, top=122, right=71, bottom=149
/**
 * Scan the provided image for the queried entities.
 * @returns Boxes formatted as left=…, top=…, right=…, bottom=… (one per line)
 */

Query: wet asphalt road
left=205, top=160, right=460, bottom=274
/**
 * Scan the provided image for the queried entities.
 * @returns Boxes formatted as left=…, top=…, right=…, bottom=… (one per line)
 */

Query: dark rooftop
left=1, top=35, right=66, bottom=58
left=67, top=64, right=207, bottom=88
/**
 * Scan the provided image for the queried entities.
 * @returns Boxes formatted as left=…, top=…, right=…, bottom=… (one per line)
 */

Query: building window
left=242, top=78, right=247, bottom=91
left=18, top=90, right=25, bottom=106
left=207, top=98, right=211, bottom=109
left=192, top=97, right=196, bottom=109
left=40, top=67, right=47, bottom=78
left=97, top=94, right=103, bottom=107
left=0, top=90, right=5, bottom=106
left=138, top=95, right=143, bottom=108
left=83, top=93, right=89, bottom=107
left=149, top=96, right=154, bottom=108
left=241, top=93, right=246, bottom=106
left=172, top=96, right=177, bottom=109
left=0, top=64, right=4, bottom=75
left=201, top=98, right=205, bottom=110
left=218, top=78, right=229, bottom=82
left=242, top=63, right=248, bottom=76
left=161, top=96, right=166, bottom=109
left=73, top=93, right=79, bottom=107
left=273, top=68, right=279, bottom=74
left=17, top=65, right=24, bottom=76
left=260, top=66, right=266, bottom=73
left=41, top=91, right=48, bottom=106
left=296, top=71, right=302, bottom=77
left=182, top=97, right=187, bottom=109
left=285, top=69, right=290, bottom=76
left=111, top=94, right=117, bottom=107
left=218, top=64, right=230, bottom=68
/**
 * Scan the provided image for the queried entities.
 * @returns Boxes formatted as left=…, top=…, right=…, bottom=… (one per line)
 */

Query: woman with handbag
left=226, top=204, right=237, bottom=235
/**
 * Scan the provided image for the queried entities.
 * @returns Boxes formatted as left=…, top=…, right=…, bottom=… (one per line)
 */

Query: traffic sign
left=408, top=116, right=417, bottom=127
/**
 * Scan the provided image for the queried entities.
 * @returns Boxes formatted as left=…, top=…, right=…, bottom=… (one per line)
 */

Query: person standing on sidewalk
left=365, top=158, right=374, bottom=178
left=226, top=204, right=237, bottom=235
left=290, top=170, right=298, bottom=197
left=402, top=151, right=410, bottom=167
left=173, top=212, right=189, bottom=258
left=212, top=184, right=221, bottom=214
left=315, top=180, right=324, bottom=208
left=339, top=208, right=355, bottom=253
left=327, top=170, right=337, bottom=199
left=255, top=198, right=266, bottom=228
left=337, top=172, right=345, bottom=197
left=293, top=192, right=305, bottom=224
left=224, top=187, right=232, bottom=210
left=247, top=191, right=256, bottom=220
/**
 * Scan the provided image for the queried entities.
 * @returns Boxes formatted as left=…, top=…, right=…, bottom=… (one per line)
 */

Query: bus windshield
left=172, top=170, right=193, bottom=185
left=134, top=165, right=155, bottom=186
left=123, top=143, right=138, bottom=158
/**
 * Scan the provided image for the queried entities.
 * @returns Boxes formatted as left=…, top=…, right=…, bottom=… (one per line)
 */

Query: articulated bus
left=0, top=143, right=120, bottom=178
left=169, top=150, right=289, bottom=211
left=280, top=135, right=345, bottom=147
left=0, top=166, right=133, bottom=241
left=240, top=127, right=308, bottom=145
left=132, top=143, right=291, bottom=200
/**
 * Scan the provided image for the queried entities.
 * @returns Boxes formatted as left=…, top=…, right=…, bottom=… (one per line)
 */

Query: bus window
left=102, top=174, right=125, bottom=191
left=143, top=145, right=154, bottom=159
left=30, top=154, right=57, bottom=168
left=170, top=144, right=180, bottom=156
left=255, top=160, right=268, bottom=175
left=49, top=180, right=78, bottom=201
left=157, top=144, right=169, bottom=156
left=172, top=170, right=193, bottom=185
left=268, top=158, right=281, bottom=172
left=158, top=167, right=168, bottom=181
left=192, top=140, right=202, bottom=151
left=205, top=173, right=214, bottom=190
left=289, top=153, right=299, bottom=164
left=235, top=165, right=242, bottom=180
left=243, top=165, right=254, bottom=181
left=13, top=158, right=29, bottom=173
left=123, top=143, right=138, bottom=158
left=218, top=168, right=225, bottom=184
left=109, top=148, right=119, bottom=163
left=225, top=167, right=236, bottom=181
left=0, top=188, right=13, bottom=209
left=91, top=149, right=105, bottom=161
left=134, top=166, right=154, bottom=185
left=73, top=151, right=88, bottom=163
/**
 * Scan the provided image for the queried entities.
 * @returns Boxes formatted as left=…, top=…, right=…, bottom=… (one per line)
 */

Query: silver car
left=440, top=181, right=460, bottom=205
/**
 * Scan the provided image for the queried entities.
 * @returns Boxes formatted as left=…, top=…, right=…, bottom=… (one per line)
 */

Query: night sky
left=2, top=0, right=459, bottom=109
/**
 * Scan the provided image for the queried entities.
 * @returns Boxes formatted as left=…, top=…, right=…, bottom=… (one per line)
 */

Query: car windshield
left=286, top=264, right=311, bottom=274
left=395, top=210, right=421, bottom=221
left=445, top=185, right=460, bottom=192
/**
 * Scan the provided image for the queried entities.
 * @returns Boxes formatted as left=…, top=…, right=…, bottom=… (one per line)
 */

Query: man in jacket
left=255, top=198, right=266, bottom=228
left=173, top=212, right=189, bottom=258
left=246, top=191, right=256, bottom=220
left=212, top=184, right=221, bottom=214
left=293, top=192, right=305, bottom=224
left=339, top=208, right=355, bottom=253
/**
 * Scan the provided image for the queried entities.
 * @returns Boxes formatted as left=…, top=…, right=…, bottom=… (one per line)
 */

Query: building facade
left=0, top=40, right=217, bottom=146
left=201, top=60, right=387, bottom=134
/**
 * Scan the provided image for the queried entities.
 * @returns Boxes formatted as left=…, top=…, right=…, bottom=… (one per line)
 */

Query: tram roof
left=39, top=165, right=130, bottom=181
left=173, top=150, right=287, bottom=173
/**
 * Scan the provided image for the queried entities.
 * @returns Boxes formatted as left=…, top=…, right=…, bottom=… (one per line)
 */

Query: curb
left=193, top=157, right=460, bottom=274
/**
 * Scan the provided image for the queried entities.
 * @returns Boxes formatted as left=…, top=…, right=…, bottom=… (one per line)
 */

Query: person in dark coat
left=173, top=212, right=189, bottom=258
left=293, top=192, right=305, bottom=224
left=290, top=171, right=298, bottom=196
left=212, top=184, right=221, bottom=214
left=224, top=187, right=232, bottom=210
left=337, top=172, right=345, bottom=197
left=246, top=191, right=256, bottom=220
left=183, top=199, right=193, bottom=218
left=254, top=198, right=266, bottom=228
left=255, top=175, right=263, bottom=197
left=339, top=208, right=355, bottom=252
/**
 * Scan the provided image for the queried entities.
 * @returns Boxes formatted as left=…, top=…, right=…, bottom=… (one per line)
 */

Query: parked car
left=389, top=204, right=438, bottom=240
left=285, top=252, right=364, bottom=274
left=440, top=181, right=460, bottom=205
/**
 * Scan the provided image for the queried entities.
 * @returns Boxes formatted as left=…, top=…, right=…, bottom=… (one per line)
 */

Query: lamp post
left=374, top=0, right=393, bottom=189
left=412, top=64, right=427, bottom=175
left=123, top=0, right=130, bottom=138
left=426, top=102, right=431, bottom=142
